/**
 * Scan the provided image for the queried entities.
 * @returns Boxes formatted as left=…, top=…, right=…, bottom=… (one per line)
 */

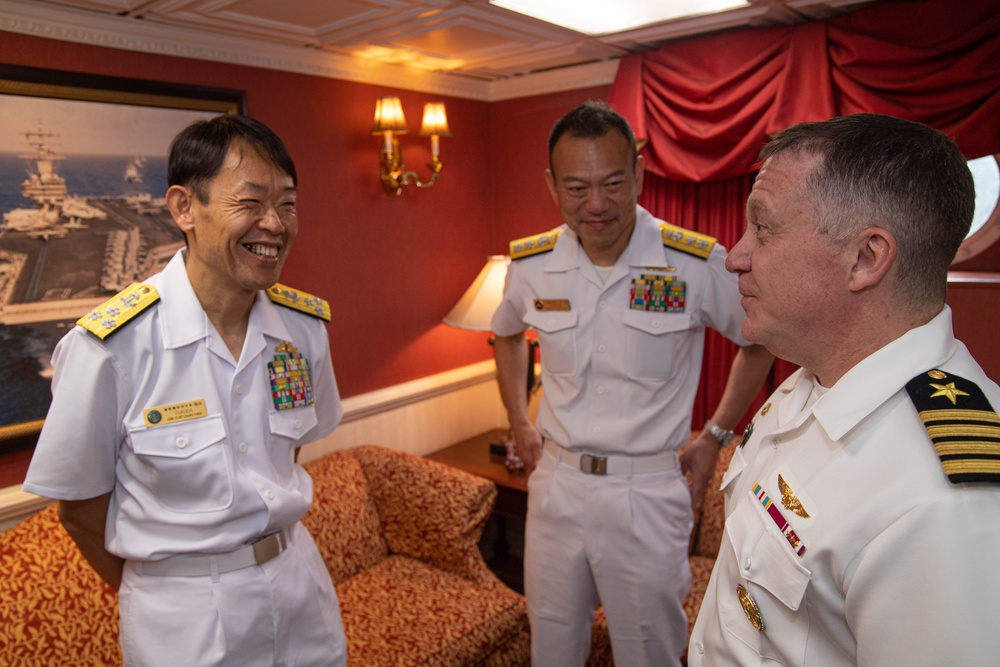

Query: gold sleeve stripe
left=919, top=409, right=1000, bottom=424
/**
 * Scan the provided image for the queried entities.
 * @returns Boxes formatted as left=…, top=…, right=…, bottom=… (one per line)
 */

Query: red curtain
left=619, top=0, right=1000, bottom=428
left=612, top=0, right=1000, bottom=182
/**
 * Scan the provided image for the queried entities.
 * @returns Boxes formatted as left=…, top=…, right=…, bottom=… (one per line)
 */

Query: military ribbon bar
left=752, top=482, right=806, bottom=556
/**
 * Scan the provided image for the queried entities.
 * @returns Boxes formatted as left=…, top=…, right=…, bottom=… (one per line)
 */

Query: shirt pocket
left=524, top=309, right=578, bottom=376
left=268, top=405, right=319, bottom=443
left=723, top=491, right=811, bottom=663
left=622, top=310, right=692, bottom=381
left=128, top=415, right=233, bottom=513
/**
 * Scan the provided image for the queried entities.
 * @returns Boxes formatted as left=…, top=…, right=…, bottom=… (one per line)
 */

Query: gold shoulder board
left=267, top=283, right=331, bottom=322
left=510, top=229, right=562, bottom=260
left=905, top=369, right=1000, bottom=484
left=77, top=283, right=160, bottom=340
left=660, top=222, right=716, bottom=260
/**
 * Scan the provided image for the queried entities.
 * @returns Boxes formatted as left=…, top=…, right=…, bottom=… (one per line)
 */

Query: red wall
left=1, top=31, right=609, bottom=398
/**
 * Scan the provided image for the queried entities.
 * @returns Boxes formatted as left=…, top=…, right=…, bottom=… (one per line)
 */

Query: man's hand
left=511, top=423, right=544, bottom=472
left=679, top=432, right=722, bottom=513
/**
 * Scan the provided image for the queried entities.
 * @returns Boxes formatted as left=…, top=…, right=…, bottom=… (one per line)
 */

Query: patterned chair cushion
left=354, top=445, right=500, bottom=588
left=302, top=449, right=388, bottom=584
left=335, top=554, right=528, bottom=667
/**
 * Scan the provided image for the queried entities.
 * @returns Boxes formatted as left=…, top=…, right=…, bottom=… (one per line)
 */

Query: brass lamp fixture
left=371, top=96, right=452, bottom=196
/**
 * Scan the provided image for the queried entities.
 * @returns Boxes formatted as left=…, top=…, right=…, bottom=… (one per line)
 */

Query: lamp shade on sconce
left=371, top=96, right=408, bottom=134
left=418, top=103, right=452, bottom=138
left=443, top=255, right=510, bottom=331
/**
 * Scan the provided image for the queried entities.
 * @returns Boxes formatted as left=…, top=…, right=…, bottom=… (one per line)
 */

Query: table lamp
left=443, top=255, right=539, bottom=469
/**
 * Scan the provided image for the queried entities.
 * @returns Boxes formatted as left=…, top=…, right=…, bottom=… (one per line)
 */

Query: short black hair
left=548, top=101, right=637, bottom=173
left=168, top=114, right=296, bottom=202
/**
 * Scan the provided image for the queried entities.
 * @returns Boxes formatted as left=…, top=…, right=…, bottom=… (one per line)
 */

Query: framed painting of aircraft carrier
left=0, top=64, right=245, bottom=447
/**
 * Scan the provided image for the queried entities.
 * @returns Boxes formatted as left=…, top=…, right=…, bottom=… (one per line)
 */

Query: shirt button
left=239, top=443, right=248, bottom=453
left=293, top=419, right=301, bottom=430
left=597, top=344, right=607, bottom=353
left=175, top=437, right=187, bottom=449
left=695, top=642, right=704, bottom=655
left=743, top=556, right=752, bottom=571
left=651, top=318, right=662, bottom=329
left=596, top=386, right=606, bottom=395
left=235, top=384, right=244, bottom=395
left=265, top=490, right=274, bottom=500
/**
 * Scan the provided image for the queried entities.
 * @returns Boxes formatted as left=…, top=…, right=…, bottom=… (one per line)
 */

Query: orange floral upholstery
left=0, top=503, right=121, bottom=666
left=0, top=445, right=531, bottom=667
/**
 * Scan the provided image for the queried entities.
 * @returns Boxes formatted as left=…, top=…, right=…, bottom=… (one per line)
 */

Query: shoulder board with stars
left=77, top=283, right=160, bottom=340
left=905, top=369, right=1000, bottom=484
left=659, top=222, right=716, bottom=260
left=267, top=283, right=331, bottom=322
left=510, top=229, right=562, bottom=260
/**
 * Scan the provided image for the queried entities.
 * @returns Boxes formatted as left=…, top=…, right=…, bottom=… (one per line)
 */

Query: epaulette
left=267, top=283, right=331, bottom=322
left=905, top=369, right=1000, bottom=484
left=510, top=229, right=562, bottom=260
left=77, top=283, right=160, bottom=340
left=660, top=222, right=716, bottom=260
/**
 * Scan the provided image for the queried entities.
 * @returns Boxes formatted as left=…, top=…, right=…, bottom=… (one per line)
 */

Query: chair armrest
left=352, top=445, right=500, bottom=588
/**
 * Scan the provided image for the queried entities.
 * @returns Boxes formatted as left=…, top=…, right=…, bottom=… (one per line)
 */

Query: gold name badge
left=534, top=299, right=571, bottom=311
left=143, top=399, right=208, bottom=428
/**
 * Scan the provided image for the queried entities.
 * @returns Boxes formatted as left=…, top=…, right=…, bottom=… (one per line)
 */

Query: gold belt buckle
left=579, top=454, right=608, bottom=475
left=252, top=532, right=285, bottom=565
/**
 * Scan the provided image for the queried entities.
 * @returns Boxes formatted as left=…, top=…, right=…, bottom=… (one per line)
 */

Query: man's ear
left=543, top=168, right=559, bottom=206
left=165, top=185, right=195, bottom=235
left=848, top=227, right=896, bottom=292
left=634, top=153, right=645, bottom=196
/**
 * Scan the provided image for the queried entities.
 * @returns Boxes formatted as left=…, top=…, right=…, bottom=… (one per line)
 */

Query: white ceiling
left=0, top=0, right=883, bottom=100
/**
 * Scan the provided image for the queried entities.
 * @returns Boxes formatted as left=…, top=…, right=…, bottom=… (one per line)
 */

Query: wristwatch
left=704, top=420, right=735, bottom=447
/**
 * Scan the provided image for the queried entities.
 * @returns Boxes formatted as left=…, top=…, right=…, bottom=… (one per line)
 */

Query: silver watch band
left=704, top=420, right=735, bottom=446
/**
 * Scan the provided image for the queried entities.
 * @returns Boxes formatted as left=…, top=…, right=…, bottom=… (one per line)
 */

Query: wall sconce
left=371, top=96, right=452, bottom=196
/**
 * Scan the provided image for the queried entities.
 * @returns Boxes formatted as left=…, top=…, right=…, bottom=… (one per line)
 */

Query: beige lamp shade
left=443, top=255, right=510, bottom=331
left=371, top=96, right=408, bottom=134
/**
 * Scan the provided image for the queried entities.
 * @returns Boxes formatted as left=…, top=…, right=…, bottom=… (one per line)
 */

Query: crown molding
left=0, top=0, right=617, bottom=101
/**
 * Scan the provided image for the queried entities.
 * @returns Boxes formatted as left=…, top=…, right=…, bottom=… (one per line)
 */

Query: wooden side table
left=427, top=427, right=529, bottom=592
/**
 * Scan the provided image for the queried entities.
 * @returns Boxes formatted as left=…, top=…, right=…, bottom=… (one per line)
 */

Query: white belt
left=134, top=529, right=290, bottom=577
left=544, top=440, right=678, bottom=475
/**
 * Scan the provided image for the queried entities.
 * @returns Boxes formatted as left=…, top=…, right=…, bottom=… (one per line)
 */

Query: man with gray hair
left=690, top=113, right=1000, bottom=665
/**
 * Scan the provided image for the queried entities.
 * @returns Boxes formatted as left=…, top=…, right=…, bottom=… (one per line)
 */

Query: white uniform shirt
left=492, top=206, right=748, bottom=456
left=689, top=307, right=1000, bottom=666
left=24, top=249, right=343, bottom=561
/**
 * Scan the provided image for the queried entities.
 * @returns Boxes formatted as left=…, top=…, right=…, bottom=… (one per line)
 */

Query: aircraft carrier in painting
left=0, top=127, right=184, bottom=428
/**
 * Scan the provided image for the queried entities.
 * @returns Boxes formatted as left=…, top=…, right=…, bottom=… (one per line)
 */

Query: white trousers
left=119, top=522, right=346, bottom=667
left=525, top=448, right=692, bottom=667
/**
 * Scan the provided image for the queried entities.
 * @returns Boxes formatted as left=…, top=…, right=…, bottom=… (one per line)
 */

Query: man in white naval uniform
left=24, top=115, right=347, bottom=666
left=492, top=100, right=774, bottom=666
left=690, top=113, right=1000, bottom=666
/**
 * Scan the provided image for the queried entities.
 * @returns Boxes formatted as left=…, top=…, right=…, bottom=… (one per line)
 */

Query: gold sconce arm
left=379, top=139, right=443, bottom=195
